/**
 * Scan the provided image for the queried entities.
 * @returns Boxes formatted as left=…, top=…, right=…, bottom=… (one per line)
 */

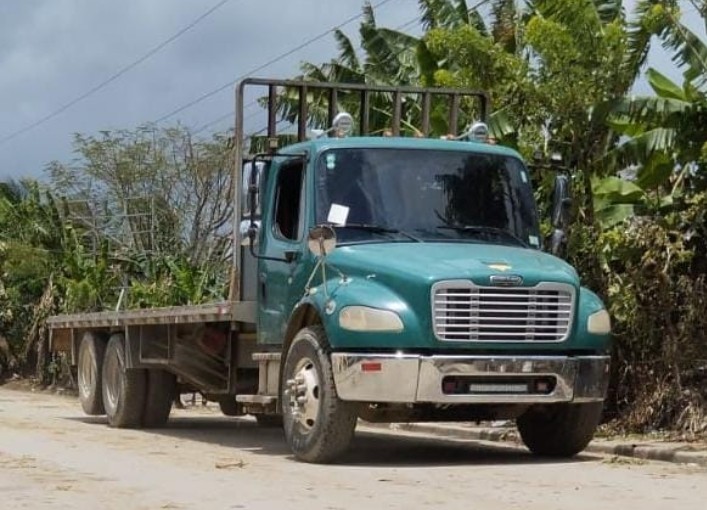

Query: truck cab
left=246, top=132, right=610, bottom=462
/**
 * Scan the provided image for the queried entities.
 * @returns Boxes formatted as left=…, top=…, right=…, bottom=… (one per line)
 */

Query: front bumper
left=331, top=353, right=610, bottom=404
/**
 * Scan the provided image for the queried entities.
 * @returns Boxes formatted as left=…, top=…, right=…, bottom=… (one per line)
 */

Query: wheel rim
left=78, top=349, right=95, bottom=399
left=286, top=357, right=320, bottom=431
left=103, top=347, right=122, bottom=416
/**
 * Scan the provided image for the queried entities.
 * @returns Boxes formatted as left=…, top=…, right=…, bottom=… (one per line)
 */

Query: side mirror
left=550, top=174, right=571, bottom=255
left=307, top=225, right=337, bottom=257
left=242, top=161, right=265, bottom=216
left=551, top=174, right=571, bottom=228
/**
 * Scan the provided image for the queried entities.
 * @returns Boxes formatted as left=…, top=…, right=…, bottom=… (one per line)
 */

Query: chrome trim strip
left=431, top=280, right=576, bottom=343
left=331, top=353, right=609, bottom=404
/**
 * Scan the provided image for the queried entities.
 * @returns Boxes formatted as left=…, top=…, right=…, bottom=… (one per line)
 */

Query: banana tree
left=273, top=0, right=491, bottom=136
left=596, top=7, right=707, bottom=225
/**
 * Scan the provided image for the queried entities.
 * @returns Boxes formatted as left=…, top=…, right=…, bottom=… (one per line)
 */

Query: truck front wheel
left=517, top=402, right=604, bottom=457
left=102, top=334, right=147, bottom=428
left=281, top=326, right=357, bottom=463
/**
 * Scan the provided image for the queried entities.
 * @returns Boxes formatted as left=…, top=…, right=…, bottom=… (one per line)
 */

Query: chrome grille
left=432, top=281, right=575, bottom=342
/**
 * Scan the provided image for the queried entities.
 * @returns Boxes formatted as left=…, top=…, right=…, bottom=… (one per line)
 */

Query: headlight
left=587, top=309, right=611, bottom=334
left=339, top=306, right=403, bottom=332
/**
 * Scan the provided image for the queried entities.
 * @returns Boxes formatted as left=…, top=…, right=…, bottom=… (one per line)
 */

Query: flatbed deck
left=46, top=301, right=257, bottom=329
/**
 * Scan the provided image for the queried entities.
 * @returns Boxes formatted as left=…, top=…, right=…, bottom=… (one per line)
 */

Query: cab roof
left=278, top=136, right=524, bottom=160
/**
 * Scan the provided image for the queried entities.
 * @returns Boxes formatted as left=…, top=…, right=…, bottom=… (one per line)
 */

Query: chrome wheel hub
left=285, top=358, right=320, bottom=430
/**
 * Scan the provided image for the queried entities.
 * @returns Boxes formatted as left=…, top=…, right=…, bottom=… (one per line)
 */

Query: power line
left=193, top=99, right=260, bottom=135
left=193, top=10, right=423, bottom=136
left=151, top=0, right=400, bottom=125
left=0, top=0, right=235, bottom=147
left=191, top=0, right=495, bottom=137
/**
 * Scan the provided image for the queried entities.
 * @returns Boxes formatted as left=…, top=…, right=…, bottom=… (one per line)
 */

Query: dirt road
left=0, top=387, right=704, bottom=510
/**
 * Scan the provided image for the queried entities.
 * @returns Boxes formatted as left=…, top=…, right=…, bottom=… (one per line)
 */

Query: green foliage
left=578, top=195, right=707, bottom=432
left=592, top=176, right=646, bottom=226
left=0, top=127, right=234, bottom=381
left=125, top=254, right=227, bottom=308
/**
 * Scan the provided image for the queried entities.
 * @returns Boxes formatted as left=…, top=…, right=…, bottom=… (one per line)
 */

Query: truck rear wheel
left=517, top=402, right=604, bottom=457
left=281, top=326, right=357, bottom=463
left=142, top=369, right=176, bottom=428
left=102, top=334, right=147, bottom=428
left=77, top=332, right=106, bottom=415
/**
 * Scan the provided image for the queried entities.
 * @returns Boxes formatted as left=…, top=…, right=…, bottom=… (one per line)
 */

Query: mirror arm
left=550, top=228, right=566, bottom=256
left=248, top=239, right=291, bottom=263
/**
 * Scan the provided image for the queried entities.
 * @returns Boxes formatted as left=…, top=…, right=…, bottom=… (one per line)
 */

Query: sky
left=0, top=0, right=703, bottom=179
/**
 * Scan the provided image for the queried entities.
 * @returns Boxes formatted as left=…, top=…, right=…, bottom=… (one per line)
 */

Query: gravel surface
left=0, top=387, right=705, bottom=510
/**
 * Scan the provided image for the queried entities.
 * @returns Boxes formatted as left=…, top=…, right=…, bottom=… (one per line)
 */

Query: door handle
left=259, top=272, right=267, bottom=302
left=284, top=251, right=300, bottom=263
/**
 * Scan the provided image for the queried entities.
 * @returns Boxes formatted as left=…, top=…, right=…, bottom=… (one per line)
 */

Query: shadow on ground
left=65, top=413, right=598, bottom=468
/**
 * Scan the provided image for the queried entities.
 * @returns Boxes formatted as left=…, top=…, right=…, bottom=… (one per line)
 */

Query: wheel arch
left=282, top=301, right=324, bottom=358
left=279, top=302, right=325, bottom=403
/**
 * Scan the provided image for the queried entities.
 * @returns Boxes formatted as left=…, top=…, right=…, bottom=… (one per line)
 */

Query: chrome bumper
left=331, top=354, right=610, bottom=404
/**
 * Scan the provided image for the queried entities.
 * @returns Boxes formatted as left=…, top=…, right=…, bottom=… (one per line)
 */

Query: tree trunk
left=21, top=276, right=55, bottom=384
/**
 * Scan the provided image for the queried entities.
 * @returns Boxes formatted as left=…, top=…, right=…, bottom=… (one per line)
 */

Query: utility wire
left=151, top=0, right=400, bottom=125
left=0, top=0, right=235, bottom=147
left=192, top=0, right=494, bottom=137
left=193, top=8, right=423, bottom=136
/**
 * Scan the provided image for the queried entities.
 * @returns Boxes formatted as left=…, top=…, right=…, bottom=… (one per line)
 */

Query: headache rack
left=234, top=77, right=490, bottom=147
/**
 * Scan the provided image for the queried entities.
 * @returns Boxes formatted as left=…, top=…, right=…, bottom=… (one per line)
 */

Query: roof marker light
left=467, top=122, right=490, bottom=142
left=332, top=112, right=354, bottom=137
left=312, top=112, right=354, bottom=139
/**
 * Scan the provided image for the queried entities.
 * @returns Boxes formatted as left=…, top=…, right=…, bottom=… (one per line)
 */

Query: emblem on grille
left=489, top=274, right=523, bottom=286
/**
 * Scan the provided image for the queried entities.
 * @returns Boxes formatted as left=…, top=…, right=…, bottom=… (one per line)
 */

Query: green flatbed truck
left=48, top=78, right=611, bottom=463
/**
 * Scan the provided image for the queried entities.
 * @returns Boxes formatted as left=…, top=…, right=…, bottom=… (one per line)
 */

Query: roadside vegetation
left=1, top=0, right=705, bottom=435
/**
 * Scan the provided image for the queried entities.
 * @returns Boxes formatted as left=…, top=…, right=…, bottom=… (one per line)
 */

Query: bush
left=568, top=193, right=707, bottom=435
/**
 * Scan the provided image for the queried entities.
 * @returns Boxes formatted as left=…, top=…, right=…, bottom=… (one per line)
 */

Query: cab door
left=257, top=157, right=311, bottom=345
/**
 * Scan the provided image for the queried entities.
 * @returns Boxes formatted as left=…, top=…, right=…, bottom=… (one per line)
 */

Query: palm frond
left=659, top=13, right=707, bottom=89
left=604, top=127, right=677, bottom=168
left=333, top=30, right=361, bottom=71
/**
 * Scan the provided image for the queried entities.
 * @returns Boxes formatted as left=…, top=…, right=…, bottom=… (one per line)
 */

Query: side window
left=273, top=161, right=304, bottom=241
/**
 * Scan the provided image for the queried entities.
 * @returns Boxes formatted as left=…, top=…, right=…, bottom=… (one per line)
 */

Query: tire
left=517, top=401, right=604, bottom=457
left=281, top=326, right=357, bottom=463
left=255, top=414, right=283, bottom=428
left=102, top=334, right=147, bottom=428
left=218, top=397, right=240, bottom=416
left=77, top=332, right=107, bottom=415
left=142, top=369, right=176, bottom=428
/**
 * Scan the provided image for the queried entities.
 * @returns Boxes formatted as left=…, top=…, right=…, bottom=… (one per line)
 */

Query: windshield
left=315, top=148, right=541, bottom=247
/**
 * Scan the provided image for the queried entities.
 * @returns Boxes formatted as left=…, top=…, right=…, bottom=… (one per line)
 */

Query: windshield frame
left=314, top=146, right=542, bottom=248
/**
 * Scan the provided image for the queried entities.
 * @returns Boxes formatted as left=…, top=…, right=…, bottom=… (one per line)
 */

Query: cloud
left=0, top=0, right=701, bottom=178
left=0, top=0, right=419, bottom=177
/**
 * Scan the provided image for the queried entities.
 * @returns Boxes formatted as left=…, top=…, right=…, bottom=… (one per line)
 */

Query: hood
left=328, top=242, right=579, bottom=288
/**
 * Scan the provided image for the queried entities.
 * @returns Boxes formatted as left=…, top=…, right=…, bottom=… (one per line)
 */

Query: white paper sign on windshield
left=327, top=203, right=349, bottom=226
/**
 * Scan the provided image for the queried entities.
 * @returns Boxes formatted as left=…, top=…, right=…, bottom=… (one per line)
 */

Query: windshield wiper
left=336, top=223, right=422, bottom=243
left=436, top=224, right=528, bottom=247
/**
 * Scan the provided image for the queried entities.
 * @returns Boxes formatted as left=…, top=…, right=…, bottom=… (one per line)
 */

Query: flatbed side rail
left=46, top=301, right=257, bottom=329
